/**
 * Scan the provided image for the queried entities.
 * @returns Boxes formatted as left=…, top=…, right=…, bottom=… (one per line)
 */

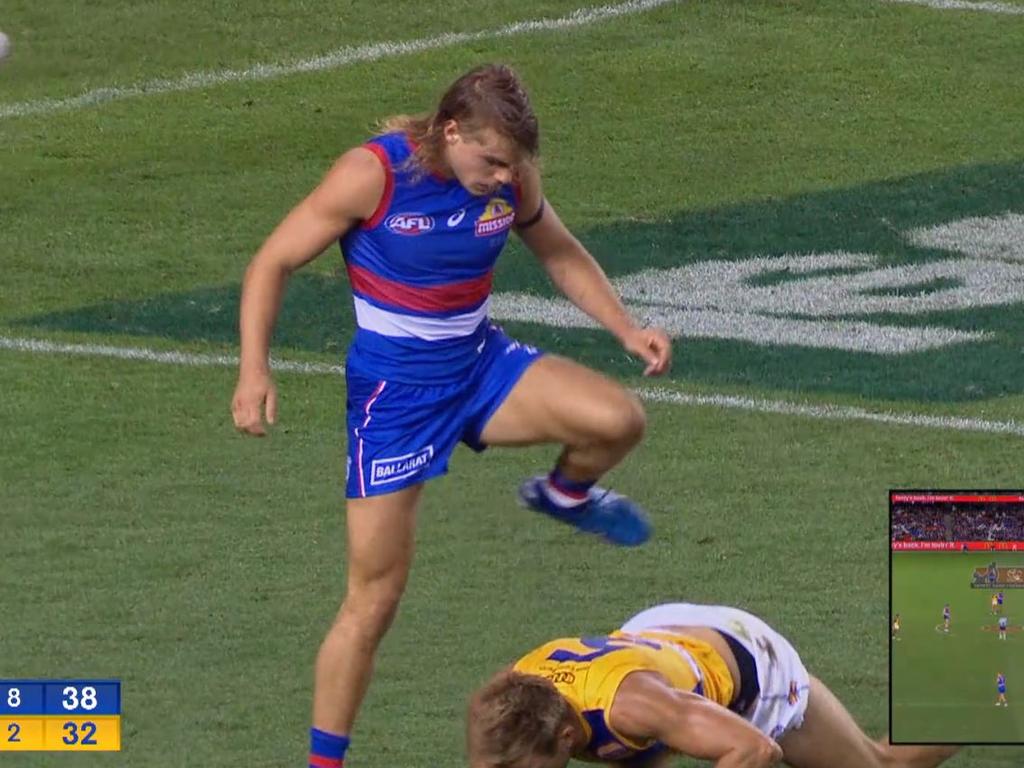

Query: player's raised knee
left=596, top=390, right=646, bottom=447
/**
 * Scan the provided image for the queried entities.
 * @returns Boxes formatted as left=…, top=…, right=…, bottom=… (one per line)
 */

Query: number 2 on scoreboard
left=6, top=722, right=19, bottom=743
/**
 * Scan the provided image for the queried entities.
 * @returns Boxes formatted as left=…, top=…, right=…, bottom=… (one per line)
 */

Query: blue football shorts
left=344, top=325, right=543, bottom=498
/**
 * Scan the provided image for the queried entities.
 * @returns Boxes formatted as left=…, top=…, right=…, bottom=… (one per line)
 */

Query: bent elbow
left=755, top=738, right=782, bottom=767
left=730, top=737, right=781, bottom=768
left=245, top=251, right=294, bottom=284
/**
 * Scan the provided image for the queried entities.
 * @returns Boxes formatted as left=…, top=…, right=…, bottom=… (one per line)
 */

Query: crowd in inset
left=891, top=505, right=949, bottom=541
left=892, top=504, right=1024, bottom=542
left=951, top=506, right=1024, bottom=541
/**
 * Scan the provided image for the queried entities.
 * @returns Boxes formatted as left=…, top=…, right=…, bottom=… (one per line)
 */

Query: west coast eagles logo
left=787, top=680, right=801, bottom=706
left=475, top=197, right=516, bottom=237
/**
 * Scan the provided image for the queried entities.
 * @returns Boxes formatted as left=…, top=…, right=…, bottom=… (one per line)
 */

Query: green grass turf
left=1, top=351, right=1022, bottom=766
left=3, top=0, right=1024, bottom=766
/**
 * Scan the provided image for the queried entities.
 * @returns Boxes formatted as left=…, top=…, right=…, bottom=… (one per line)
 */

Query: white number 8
left=62, top=686, right=98, bottom=711
left=6, top=688, right=20, bottom=708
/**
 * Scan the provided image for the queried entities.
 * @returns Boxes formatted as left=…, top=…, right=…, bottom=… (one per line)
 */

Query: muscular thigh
left=345, top=484, right=423, bottom=590
left=778, top=677, right=885, bottom=768
left=478, top=355, right=643, bottom=447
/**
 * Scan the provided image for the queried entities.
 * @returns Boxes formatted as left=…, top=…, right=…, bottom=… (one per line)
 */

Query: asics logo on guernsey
left=386, top=213, right=434, bottom=236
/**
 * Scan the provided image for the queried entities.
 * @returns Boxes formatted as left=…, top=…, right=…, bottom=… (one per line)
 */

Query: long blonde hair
left=380, top=64, right=540, bottom=179
left=466, top=670, right=569, bottom=768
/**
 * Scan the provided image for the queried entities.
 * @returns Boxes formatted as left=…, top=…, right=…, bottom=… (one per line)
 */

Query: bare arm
left=232, top=147, right=384, bottom=435
left=513, top=164, right=671, bottom=376
left=609, top=672, right=782, bottom=768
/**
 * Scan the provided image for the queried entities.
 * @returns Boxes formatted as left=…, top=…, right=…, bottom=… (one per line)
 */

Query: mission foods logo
left=476, top=198, right=516, bottom=237
left=491, top=213, right=1024, bottom=355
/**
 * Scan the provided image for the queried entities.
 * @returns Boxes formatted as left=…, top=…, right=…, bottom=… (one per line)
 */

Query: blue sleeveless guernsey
left=338, top=132, right=544, bottom=498
left=340, top=132, right=520, bottom=384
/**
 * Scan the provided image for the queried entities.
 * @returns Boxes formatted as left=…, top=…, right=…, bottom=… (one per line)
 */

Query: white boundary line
left=641, top=387, right=1024, bottom=437
left=0, top=0, right=677, bottom=120
left=1, top=0, right=1018, bottom=121
left=4, top=335, right=1023, bottom=437
left=0, top=336, right=344, bottom=376
left=882, top=0, right=1024, bottom=14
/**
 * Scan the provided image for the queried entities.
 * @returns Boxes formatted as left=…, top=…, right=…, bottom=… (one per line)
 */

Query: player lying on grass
left=468, top=602, right=959, bottom=768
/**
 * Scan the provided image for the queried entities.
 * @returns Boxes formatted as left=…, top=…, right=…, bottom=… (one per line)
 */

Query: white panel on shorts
left=620, top=603, right=811, bottom=740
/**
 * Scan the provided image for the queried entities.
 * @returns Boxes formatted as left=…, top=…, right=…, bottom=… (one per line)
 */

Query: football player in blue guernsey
left=942, top=604, right=950, bottom=633
left=231, top=64, right=672, bottom=768
left=468, top=603, right=960, bottom=768
left=996, top=673, right=1008, bottom=706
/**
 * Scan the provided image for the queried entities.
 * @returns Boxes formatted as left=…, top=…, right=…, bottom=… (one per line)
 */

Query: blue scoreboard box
left=0, top=680, right=121, bottom=751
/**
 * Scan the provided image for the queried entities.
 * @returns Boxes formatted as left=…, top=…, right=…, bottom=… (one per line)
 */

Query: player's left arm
left=609, top=671, right=782, bottom=768
left=513, top=162, right=671, bottom=376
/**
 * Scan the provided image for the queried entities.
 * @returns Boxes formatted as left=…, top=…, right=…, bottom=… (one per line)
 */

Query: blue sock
left=309, top=728, right=349, bottom=768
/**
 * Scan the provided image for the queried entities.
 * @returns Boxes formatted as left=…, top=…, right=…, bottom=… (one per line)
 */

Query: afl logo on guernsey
left=475, top=198, right=516, bottom=237
left=386, top=213, right=435, bottom=236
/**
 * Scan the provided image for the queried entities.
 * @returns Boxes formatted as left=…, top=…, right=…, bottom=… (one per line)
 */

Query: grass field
left=892, top=553, right=1024, bottom=744
left=3, top=1, right=1024, bottom=766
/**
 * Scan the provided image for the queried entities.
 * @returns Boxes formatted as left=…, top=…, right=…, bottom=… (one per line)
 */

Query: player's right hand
left=232, top=370, right=278, bottom=437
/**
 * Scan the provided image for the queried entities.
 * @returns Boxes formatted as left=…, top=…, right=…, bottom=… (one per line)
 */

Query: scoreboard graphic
left=0, top=680, right=120, bottom=751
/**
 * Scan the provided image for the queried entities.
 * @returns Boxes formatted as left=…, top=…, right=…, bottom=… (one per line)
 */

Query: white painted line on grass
left=882, top=0, right=1024, bottom=14
left=1, top=0, right=1017, bottom=122
left=0, top=336, right=344, bottom=376
left=641, top=387, right=1024, bottom=437
left=0, top=0, right=677, bottom=120
left=3, top=335, right=1022, bottom=437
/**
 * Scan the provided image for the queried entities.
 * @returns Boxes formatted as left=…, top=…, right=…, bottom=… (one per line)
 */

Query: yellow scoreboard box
left=0, top=680, right=120, bottom=751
